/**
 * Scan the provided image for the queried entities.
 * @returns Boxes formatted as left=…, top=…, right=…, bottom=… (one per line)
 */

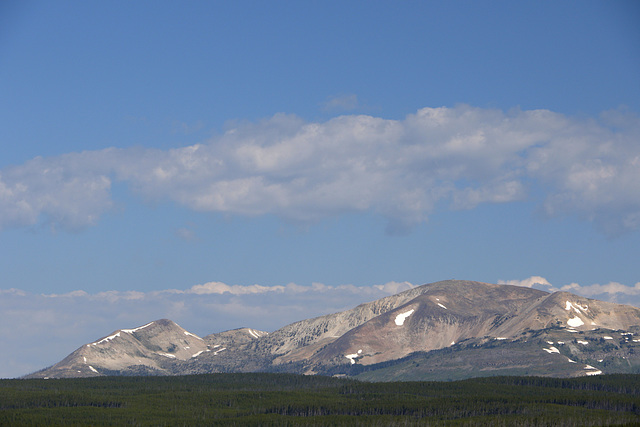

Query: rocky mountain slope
left=26, top=280, right=640, bottom=380
left=351, top=325, right=640, bottom=382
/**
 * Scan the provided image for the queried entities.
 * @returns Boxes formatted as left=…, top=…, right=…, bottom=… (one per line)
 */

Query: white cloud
left=175, top=227, right=196, bottom=241
left=187, top=282, right=286, bottom=295
left=322, top=94, right=360, bottom=111
left=0, top=151, right=114, bottom=230
left=503, top=275, right=640, bottom=300
left=498, top=276, right=553, bottom=288
left=1, top=106, right=639, bottom=234
left=558, top=281, right=640, bottom=297
left=373, top=281, right=416, bottom=294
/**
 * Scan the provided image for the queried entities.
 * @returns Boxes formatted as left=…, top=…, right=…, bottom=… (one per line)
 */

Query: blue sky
left=1, top=1, right=639, bottom=378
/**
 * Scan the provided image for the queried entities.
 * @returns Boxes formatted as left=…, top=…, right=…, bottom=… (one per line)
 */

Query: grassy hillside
left=2, top=373, right=640, bottom=425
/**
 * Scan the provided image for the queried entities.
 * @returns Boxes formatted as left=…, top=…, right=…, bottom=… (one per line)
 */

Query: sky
left=1, top=0, right=639, bottom=378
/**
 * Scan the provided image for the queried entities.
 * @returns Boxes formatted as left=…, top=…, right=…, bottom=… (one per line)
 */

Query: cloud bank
left=499, top=276, right=640, bottom=301
left=1, top=105, right=639, bottom=234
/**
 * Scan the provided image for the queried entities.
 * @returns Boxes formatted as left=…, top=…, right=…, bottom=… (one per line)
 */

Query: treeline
left=1, top=373, right=640, bottom=426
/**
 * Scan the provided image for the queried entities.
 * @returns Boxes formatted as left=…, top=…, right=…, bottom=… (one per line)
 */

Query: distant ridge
left=27, top=280, right=640, bottom=381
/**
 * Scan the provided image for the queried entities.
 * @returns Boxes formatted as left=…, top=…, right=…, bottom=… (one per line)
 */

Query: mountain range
left=26, top=280, right=640, bottom=381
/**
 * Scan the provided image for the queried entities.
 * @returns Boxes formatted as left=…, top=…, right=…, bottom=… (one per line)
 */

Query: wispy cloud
left=322, top=93, right=360, bottom=111
left=500, top=275, right=640, bottom=302
left=175, top=226, right=196, bottom=241
left=558, top=281, right=640, bottom=298
left=1, top=105, right=639, bottom=235
left=172, top=120, right=205, bottom=135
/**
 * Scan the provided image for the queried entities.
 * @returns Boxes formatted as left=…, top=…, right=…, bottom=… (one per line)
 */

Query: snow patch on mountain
left=345, top=349, right=363, bottom=365
left=567, top=316, right=584, bottom=327
left=565, top=301, right=588, bottom=313
left=122, top=322, right=154, bottom=334
left=584, top=365, right=603, bottom=376
left=91, top=332, right=120, bottom=346
left=183, top=331, right=203, bottom=340
left=248, top=329, right=266, bottom=339
left=158, top=352, right=176, bottom=358
left=395, top=309, right=414, bottom=326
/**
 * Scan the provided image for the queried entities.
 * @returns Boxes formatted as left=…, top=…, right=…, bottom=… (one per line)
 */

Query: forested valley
left=2, top=373, right=640, bottom=425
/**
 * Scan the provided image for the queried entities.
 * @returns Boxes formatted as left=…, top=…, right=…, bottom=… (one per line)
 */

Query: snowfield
left=395, top=309, right=415, bottom=326
left=345, top=349, right=363, bottom=365
left=567, top=317, right=584, bottom=327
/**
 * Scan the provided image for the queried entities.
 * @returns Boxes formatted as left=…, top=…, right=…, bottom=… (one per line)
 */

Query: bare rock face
left=308, top=282, right=547, bottom=367
left=26, top=280, right=640, bottom=380
left=204, top=327, right=269, bottom=347
left=307, top=282, right=640, bottom=371
left=30, top=319, right=217, bottom=378
left=259, top=283, right=442, bottom=364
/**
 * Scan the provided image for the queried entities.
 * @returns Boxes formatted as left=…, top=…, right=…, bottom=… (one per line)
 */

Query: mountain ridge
left=26, top=280, right=640, bottom=380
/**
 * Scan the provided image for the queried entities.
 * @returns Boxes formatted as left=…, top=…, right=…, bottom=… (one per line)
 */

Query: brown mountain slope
left=307, top=281, right=547, bottom=367
left=306, top=282, right=640, bottom=370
